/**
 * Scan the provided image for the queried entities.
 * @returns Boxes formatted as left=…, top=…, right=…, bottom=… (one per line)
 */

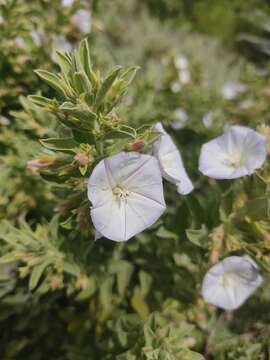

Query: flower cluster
left=88, top=124, right=267, bottom=242
left=87, top=123, right=267, bottom=310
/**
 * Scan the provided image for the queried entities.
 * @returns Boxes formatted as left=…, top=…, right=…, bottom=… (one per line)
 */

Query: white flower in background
left=31, top=29, right=43, bottom=47
left=199, top=126, right=267, bottom=179
left=171, top=108, right=188, bottom=130
left=239, top=99, right=254, bottom=109
left=175, top=55, right=189, bottom=71
left=179, top=69, right=190, bottom=85
left=153, top=122, right=193, bottom=195
left=202, top=112, right=214, bottom=128
left=221, top=80, right=247, bottom=100
left=15, top=37, right=26, bottom=48
left=0, top=116, right=10, bottom=126
left=202, top=255, right=263, bottom=310
left=71, top=9, right=92, bottom=34
left=170, top=81, right=182, bottom=93
left=61, top=0, right=74, bottom=7
left=51, top=35, right=72, bottom=63
left=175, top=55, right=190, bottom=85
left=88, top=152, right=166, bottom=242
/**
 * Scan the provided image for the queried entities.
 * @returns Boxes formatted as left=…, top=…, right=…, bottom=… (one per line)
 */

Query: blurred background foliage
left=0, top=0, right=270, bottom=359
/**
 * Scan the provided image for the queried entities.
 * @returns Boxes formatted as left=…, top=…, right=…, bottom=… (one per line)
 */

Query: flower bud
left=128, top=140, right=145, bottom=152
left=26, top=159, right=50, bottom=174
left=74, top=153, right=89, bottom=166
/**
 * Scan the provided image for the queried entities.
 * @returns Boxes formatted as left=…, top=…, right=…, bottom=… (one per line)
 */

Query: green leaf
left=95, top=66, right=122, bottom=109
left=186, top=225, right=209, bottom=248
left=63, top=262, right=80, bottom=276
left=40, top=138, right=78, bottom=153
left=76, top=277, right=97, bottom=301
left=29, top=259, right=52, bottom=291
left=55, top=51, right=72, bottom=78
left=79, top=38, right=97, bottom=86
left=156, top=226, right=178, bottom=240
left=78, top=71, right=92, bottom=93
left=28, top=95, right=56, bottom=108
left=34, top=70, right=68, bottom=98
left=0, top=252, right=16, bottom=264
left=60, top=102, right=97, bottom=123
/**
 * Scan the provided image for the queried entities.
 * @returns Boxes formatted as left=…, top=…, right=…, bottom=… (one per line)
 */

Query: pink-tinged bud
left=26, top=159, right=49, bottom=174
left=74, top=153, right=88, bottom=166
left=130, top=140, right=145, bottom=151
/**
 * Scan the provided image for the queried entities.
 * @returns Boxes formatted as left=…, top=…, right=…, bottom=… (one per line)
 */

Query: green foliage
left=0, top=0, right=270, bottom=359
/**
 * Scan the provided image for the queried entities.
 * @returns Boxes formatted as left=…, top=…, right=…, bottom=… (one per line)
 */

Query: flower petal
left=91, top=198, right=126, bottom=242
left=153, top=122, right=193, bottom=194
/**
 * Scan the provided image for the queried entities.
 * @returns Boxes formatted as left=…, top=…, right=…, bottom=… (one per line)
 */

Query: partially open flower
left=202, top=255, right=263, bottom=310
left=153, top=122, right=193, bottom=195
left=199, top=126, right=267, bottom=179
left=88, top=152, right=166, bottom=241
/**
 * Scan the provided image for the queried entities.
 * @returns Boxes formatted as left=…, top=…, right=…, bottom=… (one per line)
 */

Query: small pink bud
left=130, top=140, right=145, bottom=151
left=74, top=153, right=88, bottom=166
left=26, top=159, right=49, bottom=174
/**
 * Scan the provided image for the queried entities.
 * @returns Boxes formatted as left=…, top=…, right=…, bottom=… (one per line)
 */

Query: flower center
left=218, top=271, right=238, bottom=287
left=113, top=186, right=130, bottom=200
left=222, top=152, right=244, bottom=168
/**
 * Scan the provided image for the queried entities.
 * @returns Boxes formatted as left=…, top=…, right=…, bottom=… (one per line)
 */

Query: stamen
left=222, top=152, right=244, bottom=168
left=113, top=186, right=130, bottom=200
left=218, top=271, right=238, bottom=287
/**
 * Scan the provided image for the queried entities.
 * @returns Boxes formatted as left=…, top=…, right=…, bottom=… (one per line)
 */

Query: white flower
left=175, top=55, right=189, bottom=70
left=31, top=29, right=43, bottom=47
left=202, top=255, right=263, bottom=310
left=170, top=81, right=182, bottom=93
left=171, top=108, right=188, bottom=130
left=88, top=152, right=166, bottom=242
left=202, top=112, right=214, bottom=128
left=61, top=0, right=74, bottom=7
left=199, top=126, right=267, bottom=179
left=221, top=80, right=246, bottom=100
left=153, top=122, right=193, bottom=195
left=71, top=9, right=92, bottom=34
left=51, top=35, right=72, bottom=63
left=179, top=69, right=190, bottom=85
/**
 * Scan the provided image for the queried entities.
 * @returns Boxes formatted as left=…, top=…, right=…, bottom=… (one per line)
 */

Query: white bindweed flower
left=199, top=126, right=267, bottom=179
left=61, top=0, right=74, bottom=7
left=170, top=81, right=182, bottom=93
left=175, top=55, right=189, bottom=71
left=71, top=9, right=92, bottom=34
left=88, top=152, right=166, bottom=242
left=31, top=29, right=43, bottom=47
left=202, top=112, right=214, bottom=129
left=179, top=68, right=190, bottom=85
left=153, top=122, right=193, bottom=195
left=171, top=108, right=188, bottom=130
left=221, top=80, right=246, bottom=100
left=202, top=255, right=263, bottom=310
left=51, top=35, right=73, bottom=63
